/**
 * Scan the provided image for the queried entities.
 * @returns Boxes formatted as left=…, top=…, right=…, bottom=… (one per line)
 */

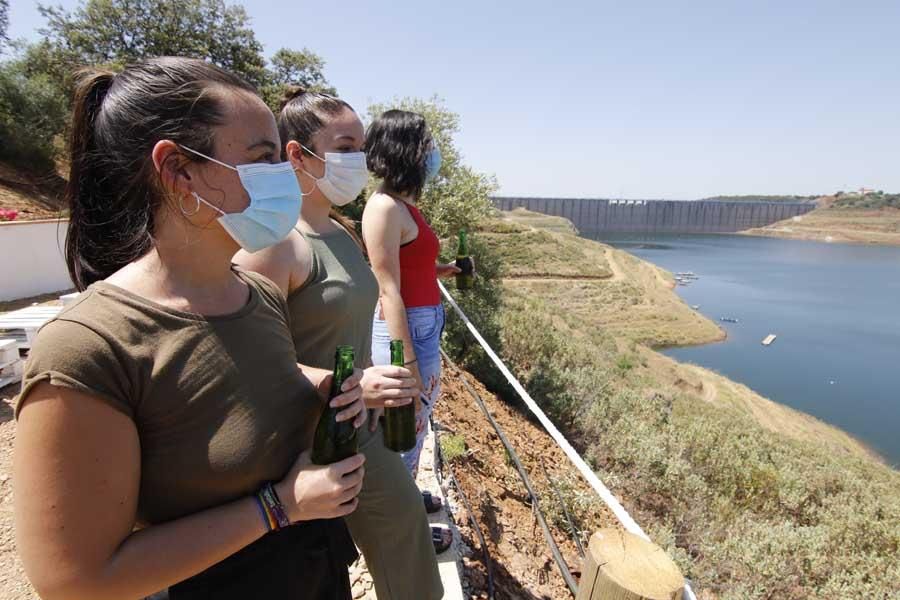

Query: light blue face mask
left=180, top=145, right=302, bottom=253
left=425, top=145, right=442, bottom=182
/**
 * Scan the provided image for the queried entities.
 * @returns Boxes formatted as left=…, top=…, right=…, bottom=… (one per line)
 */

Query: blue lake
left=592, top=233, right=900, bottom=467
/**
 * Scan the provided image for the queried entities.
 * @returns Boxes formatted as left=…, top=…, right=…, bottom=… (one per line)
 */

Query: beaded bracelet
left=258, top=482, right=291, bottom=530
left=254, top=493, right=274, bottom=532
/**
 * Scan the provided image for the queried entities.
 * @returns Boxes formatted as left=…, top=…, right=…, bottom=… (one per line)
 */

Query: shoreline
left=740, top=205, right=900, bottom=247
left=498, top=209, right=891, bottom=468
left=623, top=248, right=892, bottom=468
left=740, top=228, right=900, bottom=247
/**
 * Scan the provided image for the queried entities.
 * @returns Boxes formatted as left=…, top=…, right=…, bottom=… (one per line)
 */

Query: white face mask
left=298, top=144, right=368, bottom=207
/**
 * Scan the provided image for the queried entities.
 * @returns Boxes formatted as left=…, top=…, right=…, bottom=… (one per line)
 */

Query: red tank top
left=399, top=203, right=441, bottom=308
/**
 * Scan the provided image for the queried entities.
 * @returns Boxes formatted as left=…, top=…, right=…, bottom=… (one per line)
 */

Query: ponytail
left=65, top=69, right=129, bottom=291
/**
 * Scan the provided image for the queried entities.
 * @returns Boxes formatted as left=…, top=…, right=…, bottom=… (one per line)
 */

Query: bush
left=477, top=266, right=900, bottom=597
left=0, top=58, right=68, bottom=168
left=440, top=433, right=467, bottom=463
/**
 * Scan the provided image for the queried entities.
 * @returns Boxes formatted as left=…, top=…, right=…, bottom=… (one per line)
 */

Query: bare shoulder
left=364, top=192, right=405, bottom=217
left=233, top=230, right=309, bottom=297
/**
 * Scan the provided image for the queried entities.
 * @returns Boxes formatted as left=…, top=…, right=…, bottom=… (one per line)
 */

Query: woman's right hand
left=360, top=364, right=419, bottom=408
left=275, top=449, right=365, bottom=521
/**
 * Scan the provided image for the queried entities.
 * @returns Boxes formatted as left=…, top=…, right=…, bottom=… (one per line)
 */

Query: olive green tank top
left=17, top=268, right=322, bottom=526
left=288, top=226, right=379, bottom=369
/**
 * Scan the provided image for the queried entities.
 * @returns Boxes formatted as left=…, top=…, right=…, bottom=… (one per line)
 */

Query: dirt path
left=501, top=275, right=612, bottom=282
left=604, top=248, right=625, bottom=281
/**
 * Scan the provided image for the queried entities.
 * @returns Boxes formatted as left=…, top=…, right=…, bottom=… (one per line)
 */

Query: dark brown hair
left=65, top=57, right=257, bottom=290
left=364, top=109, right=431, bottom=201
left=277, top=85, right=363, bottom=249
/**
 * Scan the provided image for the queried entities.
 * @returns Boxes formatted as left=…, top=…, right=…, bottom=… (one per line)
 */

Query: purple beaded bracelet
left=258, top=482, right=291, bottom=530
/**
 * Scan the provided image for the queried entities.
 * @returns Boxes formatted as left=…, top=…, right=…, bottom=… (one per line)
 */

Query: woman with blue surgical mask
left=234, top=87, right=445, bottom=600
left=14, top=59, right=367, bottom=599
left=362, top=109, right=460, bottom=489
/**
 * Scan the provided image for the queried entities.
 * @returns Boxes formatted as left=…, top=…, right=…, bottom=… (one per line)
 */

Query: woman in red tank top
left=362, top=111, right=460, bottom=504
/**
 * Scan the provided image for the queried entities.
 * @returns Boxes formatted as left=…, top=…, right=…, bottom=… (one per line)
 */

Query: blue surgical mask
left=180, top=146, right=302, bottom=253
left=425, top=145, right=442, bottom=181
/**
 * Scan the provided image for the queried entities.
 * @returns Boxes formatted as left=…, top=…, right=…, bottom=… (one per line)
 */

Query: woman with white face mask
left=234, top=87, right=445, bottom=600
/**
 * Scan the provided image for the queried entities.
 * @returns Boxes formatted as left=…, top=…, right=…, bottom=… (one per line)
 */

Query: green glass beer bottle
left=312, top=345, right=359, bottom=465
left=455, top=229, right=474, bottom=290
left=383, top=340, right=416, bottom=452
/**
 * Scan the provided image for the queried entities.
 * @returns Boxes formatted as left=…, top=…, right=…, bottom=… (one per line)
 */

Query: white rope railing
left=439, top=281, right=697, bottom=600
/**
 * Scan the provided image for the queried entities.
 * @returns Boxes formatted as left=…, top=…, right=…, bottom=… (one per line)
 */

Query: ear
left=285, top=140, right=305, bottom=170
left=152, top=140, right=193, bottom=198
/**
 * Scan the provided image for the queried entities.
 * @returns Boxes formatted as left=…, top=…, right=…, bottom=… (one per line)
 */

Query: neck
left=147, top=222, right=239, bottom=292
left=380, top=184, right=415, bottom=204
left=300, top=189, right=336, bottom=232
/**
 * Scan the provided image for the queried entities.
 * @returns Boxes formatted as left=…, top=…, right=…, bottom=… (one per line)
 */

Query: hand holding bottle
left=275, top=450, right=365, bottom=520
left=359, top=365, right=418, bottom=409
left=328, top=367, right=367, bottom=429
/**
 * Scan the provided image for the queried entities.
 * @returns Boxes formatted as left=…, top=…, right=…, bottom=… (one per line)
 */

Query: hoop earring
left=180, top=192, right=201, bottom=216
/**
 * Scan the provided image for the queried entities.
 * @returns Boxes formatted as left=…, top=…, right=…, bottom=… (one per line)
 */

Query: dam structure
left=492, top=197, right=816, bottom=234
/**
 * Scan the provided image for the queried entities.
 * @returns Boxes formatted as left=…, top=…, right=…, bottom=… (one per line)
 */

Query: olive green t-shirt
left=288, top=226, right=379, bottom=369
left=16, top=269, right=322, bottom=526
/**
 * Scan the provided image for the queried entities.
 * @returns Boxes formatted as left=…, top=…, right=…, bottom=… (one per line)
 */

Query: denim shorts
left=371, top=303, right=445, bottom=474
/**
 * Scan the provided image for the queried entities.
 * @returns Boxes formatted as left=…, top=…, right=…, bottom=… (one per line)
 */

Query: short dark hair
left=364, top=110, right=431, bottom=200
left=65, top=57, right=257, bottom=290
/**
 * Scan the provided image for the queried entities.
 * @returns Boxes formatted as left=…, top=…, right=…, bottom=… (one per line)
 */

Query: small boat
left=762, top=334, right=777, bottom=346
left=676, top=271, right=696, bottom=276
left=720, top=317, right=739, bottom=323
left=691, top=304, right=700, bottom=310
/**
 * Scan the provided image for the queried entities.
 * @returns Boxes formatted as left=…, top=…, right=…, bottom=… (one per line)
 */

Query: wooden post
left=576, top=529, right=685, bottom=600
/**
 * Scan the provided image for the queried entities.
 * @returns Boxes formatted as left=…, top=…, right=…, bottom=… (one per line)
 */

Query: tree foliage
left=260, top=48, right=335, bottom=110
left=1, top=0, right=334, bottom=169
left=38, top=0, right=269, bottom=85
left=0, top=59, right=68, bottom=167
left=0, top=0, right=9, bottom=50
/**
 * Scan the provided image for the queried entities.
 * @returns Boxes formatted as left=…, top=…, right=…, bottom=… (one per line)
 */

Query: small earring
left=180, top=192, right=201, bottom=216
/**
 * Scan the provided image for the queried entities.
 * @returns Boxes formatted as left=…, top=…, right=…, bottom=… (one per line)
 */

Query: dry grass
left=490, top=212, right=880, bottom=463
left=503, top=248, right=722, bottom=349
left=489, top=218, right=900, bottom=596
left=744, top=206, right=900, bottom=246
left=501, top=207, right=579, bottom=234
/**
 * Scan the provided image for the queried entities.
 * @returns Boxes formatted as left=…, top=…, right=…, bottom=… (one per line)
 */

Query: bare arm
left=362, top=197, right=423, bottom=392
left=14, top=384, right=268, bottom=600
left=15, top=380, right=367, bottom=600
left=233, top=230, right=312, bottom=298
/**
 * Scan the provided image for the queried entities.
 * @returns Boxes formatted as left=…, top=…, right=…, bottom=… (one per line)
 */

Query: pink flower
left=0, top=209, right=18, bottom=222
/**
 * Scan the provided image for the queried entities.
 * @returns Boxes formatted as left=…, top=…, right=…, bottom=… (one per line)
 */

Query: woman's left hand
left=327, top=368, right=367, bottom=429
left=436, top=262, right=462, bottom=279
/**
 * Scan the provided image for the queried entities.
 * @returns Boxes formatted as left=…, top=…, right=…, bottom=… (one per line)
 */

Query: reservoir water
left=592, top=233, right=900, bottom=466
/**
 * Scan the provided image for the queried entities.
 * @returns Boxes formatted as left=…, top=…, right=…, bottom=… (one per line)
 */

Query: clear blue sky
left=8, top=0, right=900, bottom=199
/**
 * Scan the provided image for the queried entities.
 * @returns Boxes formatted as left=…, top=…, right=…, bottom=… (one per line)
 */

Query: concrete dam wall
left=492, top=197, right=816, bottom=234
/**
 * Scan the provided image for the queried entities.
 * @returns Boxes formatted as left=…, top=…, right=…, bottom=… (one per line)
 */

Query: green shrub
left=440, top=433, right=467, bottom=463
left=0, top=58, right=68, bottom=168
left=486, top=285, right=900, bottom=597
